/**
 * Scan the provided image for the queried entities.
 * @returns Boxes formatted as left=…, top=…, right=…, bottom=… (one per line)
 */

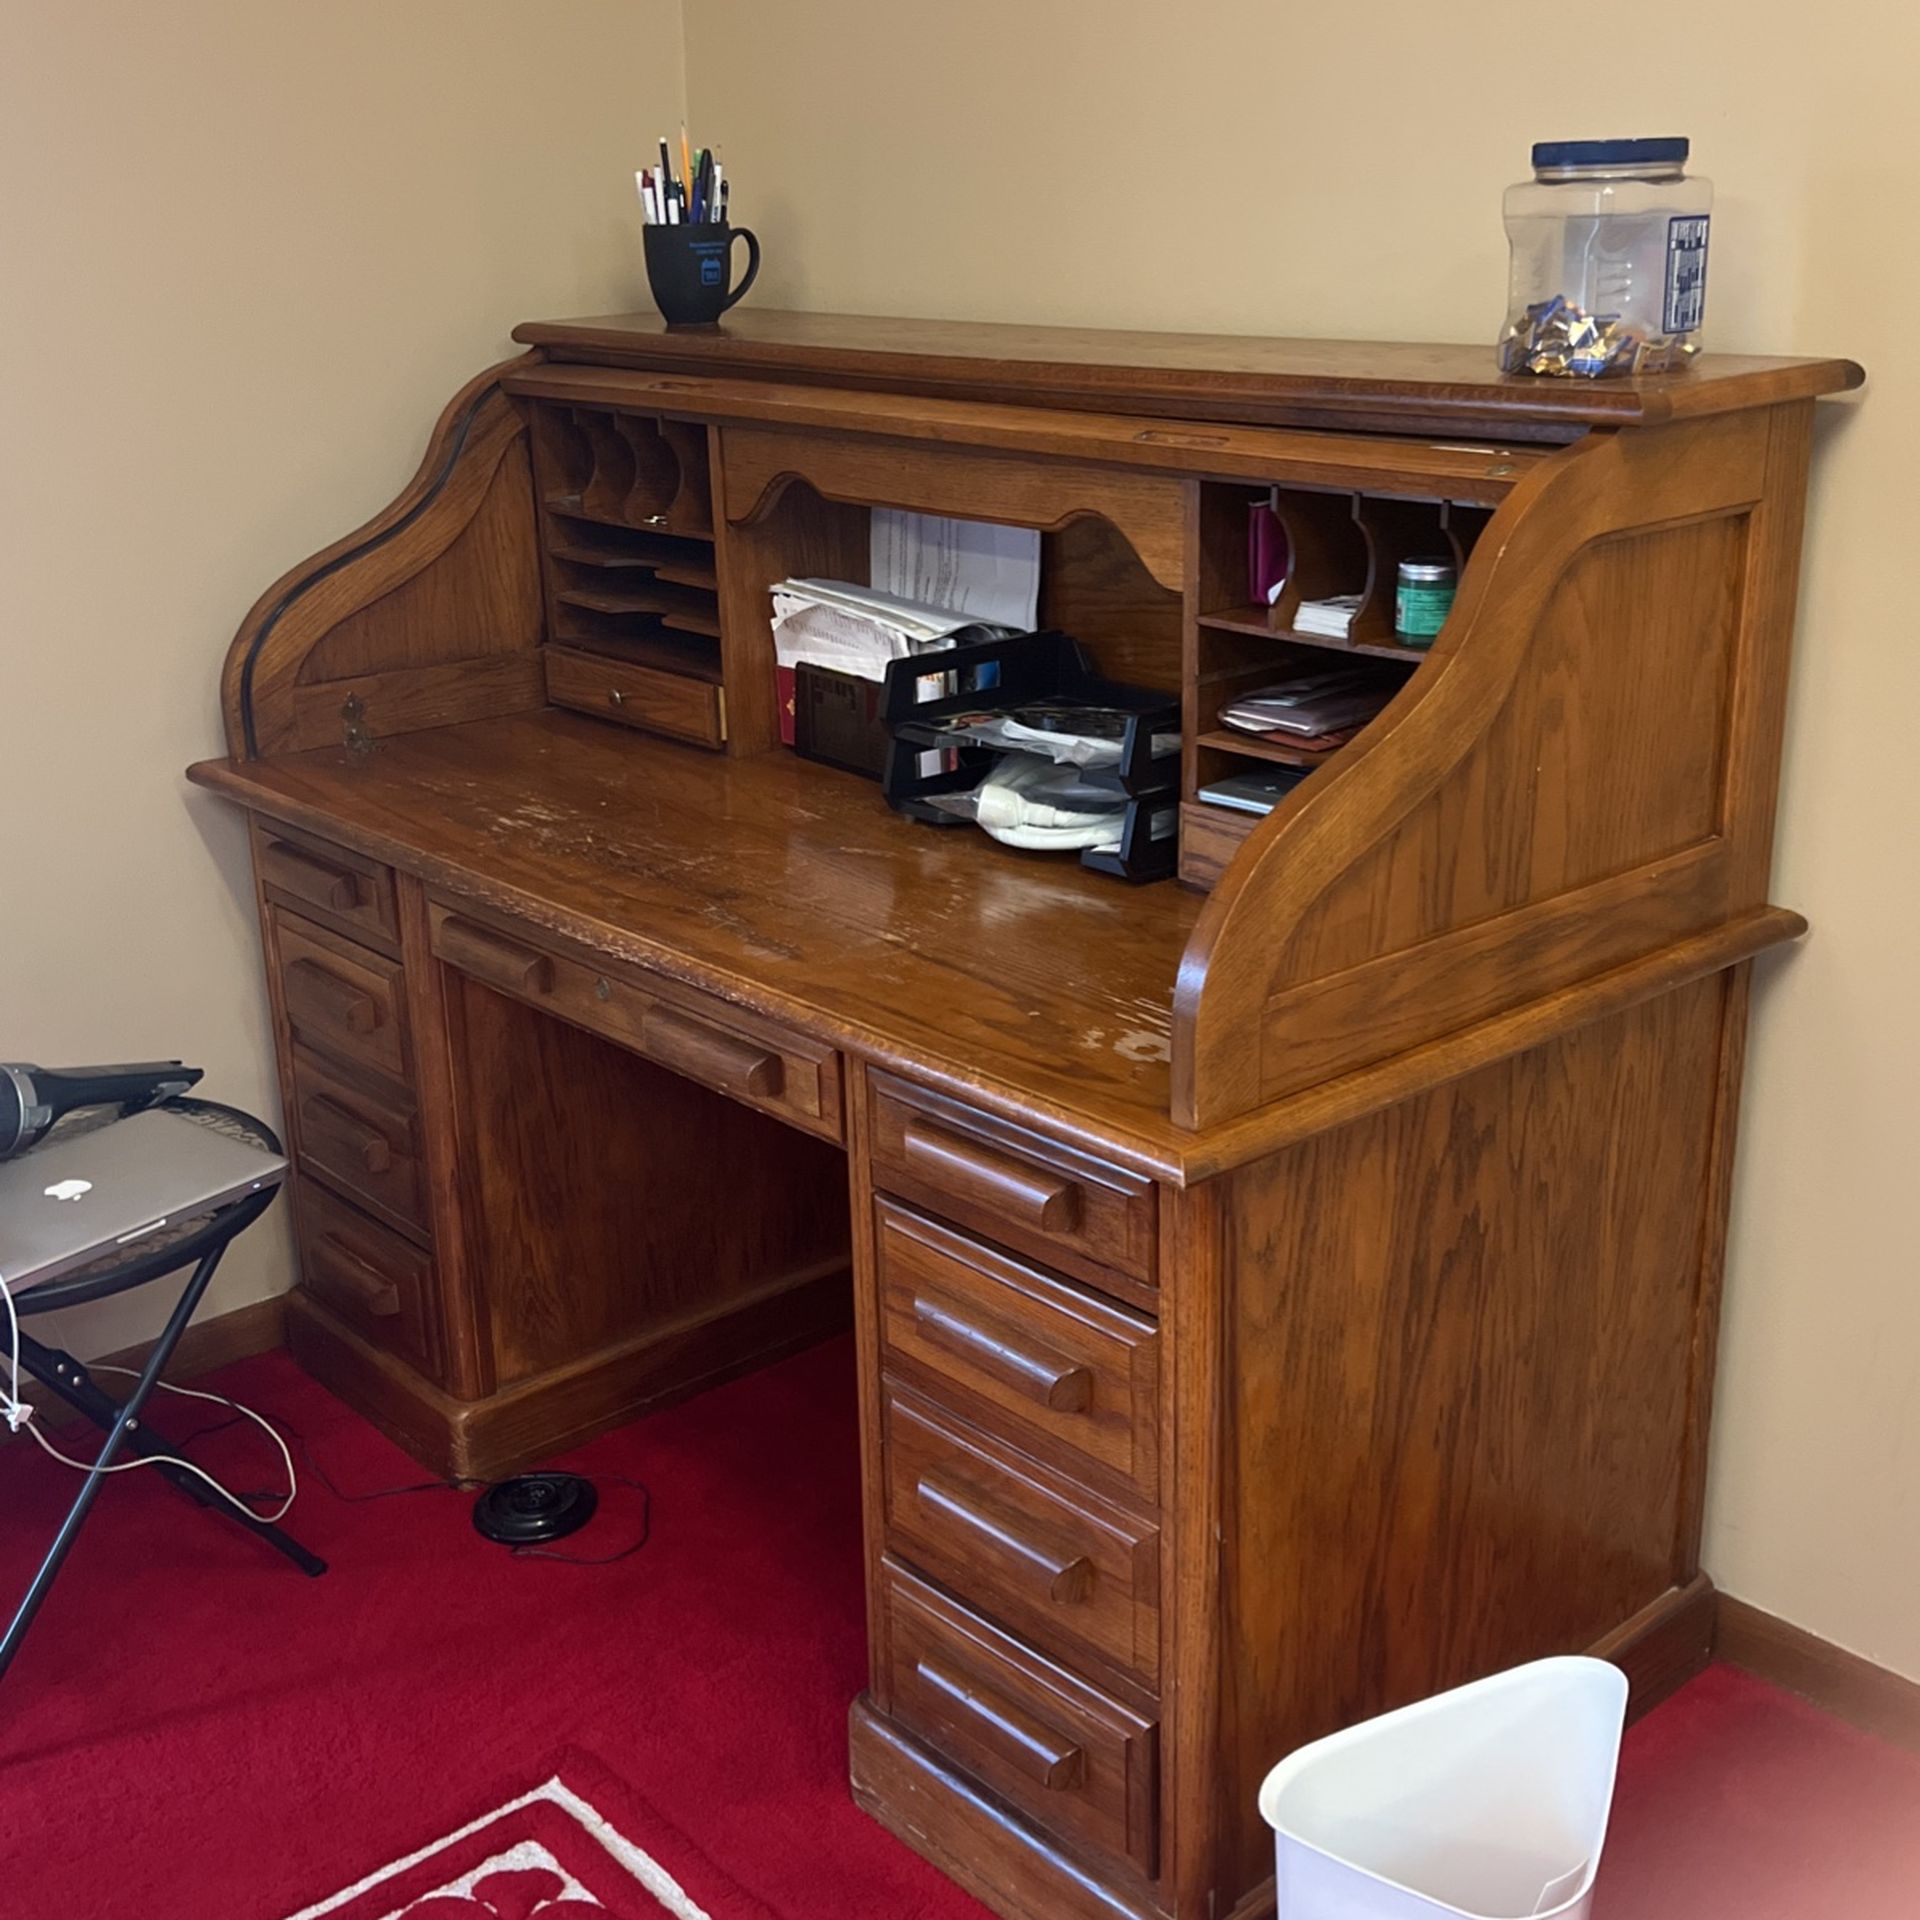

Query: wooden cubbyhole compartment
left=532, top=404, right=713, bottom=538
left=1181, top=481, right=1481, bottom=888
left=530, top=404, right=724, bottom=746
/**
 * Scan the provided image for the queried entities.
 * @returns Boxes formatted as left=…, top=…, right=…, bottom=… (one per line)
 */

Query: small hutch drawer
left=545, top=644, right=726, bottom=749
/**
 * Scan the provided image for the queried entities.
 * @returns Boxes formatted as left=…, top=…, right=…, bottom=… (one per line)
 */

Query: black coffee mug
left=643, top=223, right=761, bottom=327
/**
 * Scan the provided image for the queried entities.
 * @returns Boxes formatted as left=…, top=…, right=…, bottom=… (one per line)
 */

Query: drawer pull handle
left=642, top=1006, right=784, bottom=1099
left=898, top=1121, right=1082, bottom=1233
left=915, top=1471, right=1094, bottom=1605
left=911, top=1294, right=1092, bottom=1413
left=285, top=958, right=380, bottom=1035
left=437, top=917, right=555, bottom=996
left=263, top=841, right=362, bottom=913
left=302, top=1094, right=394, bottom=1175
left=914, top=1655, right=1085, bottom=1791
left=309, top=1234, right=400, bottom=1317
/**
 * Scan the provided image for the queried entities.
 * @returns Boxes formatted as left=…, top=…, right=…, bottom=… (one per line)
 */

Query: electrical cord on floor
left=506, top=1474, right=652, bottom=1565
left=223, top=1413, right=652, bottom=1565
left=285, top=1422, right=446, bottom=1505
left=5, top=1283, right=652, bottom=1567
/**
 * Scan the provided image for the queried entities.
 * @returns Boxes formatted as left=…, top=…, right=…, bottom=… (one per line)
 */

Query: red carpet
left=0, top=1339, right=984, bottom=1920
left=1, top=1336, right=1916, bottom=1918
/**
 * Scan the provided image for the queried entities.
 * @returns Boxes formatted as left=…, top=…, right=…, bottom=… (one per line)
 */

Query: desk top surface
left=190, top=713, right=1204, bottom=1171
left=511, top=307, right=1864, bottom=432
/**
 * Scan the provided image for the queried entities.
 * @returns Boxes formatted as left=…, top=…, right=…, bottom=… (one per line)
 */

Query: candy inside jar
left=1500, top=139, right=1711, bottom=378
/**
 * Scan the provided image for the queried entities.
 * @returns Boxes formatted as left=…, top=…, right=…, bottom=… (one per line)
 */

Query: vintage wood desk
left=187, top=313, right=1862, bottom=1920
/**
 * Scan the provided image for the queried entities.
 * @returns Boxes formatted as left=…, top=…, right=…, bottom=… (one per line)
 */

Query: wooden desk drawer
left=292, top=1176, right=439, bottom=1378
left=254, top=820, right=399, bottom=953
left=878, top=1202, right=1159, bottom=1503
left=273, top=910, right=413, bottom=1086
left=288, top=1047, right=426, bottom=1236
left=869, top=1075, right=1156, bottom=1295
left=545, top=644, right=726, bottom=749
left=883, top=1383, right=1160, bottom=1688
left=882, top=1558, right=1158, bottom=1876
left=429, top=904, right=843, bottom=1142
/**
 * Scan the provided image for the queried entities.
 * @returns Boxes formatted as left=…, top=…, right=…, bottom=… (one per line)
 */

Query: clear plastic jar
left=1499, top=138, right=1712, bottom=377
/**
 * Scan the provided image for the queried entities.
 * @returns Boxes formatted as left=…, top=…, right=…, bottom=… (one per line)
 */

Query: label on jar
left=1396, top=579, right=1455, bottom=643
left=1664, top=215, right=1710, bottom=336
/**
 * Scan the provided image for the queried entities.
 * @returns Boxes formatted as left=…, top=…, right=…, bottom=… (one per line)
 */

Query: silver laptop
left=0, top=1110, right=287, bottom=1295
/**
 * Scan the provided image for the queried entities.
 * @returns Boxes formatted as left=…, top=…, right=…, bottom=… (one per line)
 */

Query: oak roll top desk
left=186, top=312, right=1862, bottom=1920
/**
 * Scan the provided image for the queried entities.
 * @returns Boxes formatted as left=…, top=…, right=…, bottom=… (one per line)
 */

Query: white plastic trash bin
left=1258, top=1656, right=1630, bottom=1920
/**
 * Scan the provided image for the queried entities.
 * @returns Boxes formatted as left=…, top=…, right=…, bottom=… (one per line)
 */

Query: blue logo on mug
left=700, top=257, right=723, bottom=287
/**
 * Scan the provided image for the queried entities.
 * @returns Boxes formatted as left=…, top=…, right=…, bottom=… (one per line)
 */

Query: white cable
left=1, top=1278, right=31, bottom=1432
left=1, top=1280, right=297, bottom=1523
left=75, top=1365, right=298, bottom=1525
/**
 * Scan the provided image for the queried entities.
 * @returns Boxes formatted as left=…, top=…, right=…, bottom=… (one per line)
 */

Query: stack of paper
left=1293, top=593, right=1362, bottom=639
left=1218, top=667, right=1394, bottom=745
left=870, top=510, right=1040, bottom=631
left=770, top=578, right=1013, bottom=684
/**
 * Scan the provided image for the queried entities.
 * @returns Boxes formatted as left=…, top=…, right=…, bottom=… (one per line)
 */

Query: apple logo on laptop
left=44, top=1178, right=91, bottom=1203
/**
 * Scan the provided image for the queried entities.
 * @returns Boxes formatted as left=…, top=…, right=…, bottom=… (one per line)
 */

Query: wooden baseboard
left=1717, top=1595, right=1920, bottom=1756
left=1591, top=1573, right=1717, bottom=1718
left=93, top=1292, right=288, bottom=1381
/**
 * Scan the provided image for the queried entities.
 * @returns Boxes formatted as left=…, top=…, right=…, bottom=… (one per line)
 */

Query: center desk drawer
left=878, top=1202, right=1159, bottom=1503
left=882, top=1558, right=1158, bottom=1877
left=429, top=905, right=843, bottom=1143
left=883, top=1383, right=1160, bottom=1688
left=869, top=1074, right=1156, bottom=1293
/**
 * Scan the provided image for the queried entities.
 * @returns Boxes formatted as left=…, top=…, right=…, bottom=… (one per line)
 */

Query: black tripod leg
left=16, top=1334, right=326, bottom=1579
left=1, top=1242, right=314, bottom=1682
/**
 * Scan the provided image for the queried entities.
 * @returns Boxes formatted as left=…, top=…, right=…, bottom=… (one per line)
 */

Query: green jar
left=1395, top=557, right=1457, bottom=647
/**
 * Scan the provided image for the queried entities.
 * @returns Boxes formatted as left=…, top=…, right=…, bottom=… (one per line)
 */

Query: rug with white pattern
left=288, top=1753, right=778, bottom=1920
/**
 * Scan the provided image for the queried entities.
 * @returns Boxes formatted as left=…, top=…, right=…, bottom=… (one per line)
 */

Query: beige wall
left=0, top=1, right=683, bottom=1353
left=687, top=4, right=1919, bottom=1676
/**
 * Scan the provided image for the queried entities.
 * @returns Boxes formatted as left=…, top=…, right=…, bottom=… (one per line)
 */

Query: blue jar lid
left=1532, top=137, right=1689, bottom=170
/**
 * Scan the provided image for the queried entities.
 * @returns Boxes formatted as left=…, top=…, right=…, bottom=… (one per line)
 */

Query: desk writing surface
left=190, top=711, right=1202, bottom=1166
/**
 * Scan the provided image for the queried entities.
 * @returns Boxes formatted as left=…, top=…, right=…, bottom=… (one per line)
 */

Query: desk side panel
left=1173, top=403, right=1815, bottom=1129
left=1200, top=973, right=1736, bottom=1908
left=221, top=356, right=550, bottom=759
